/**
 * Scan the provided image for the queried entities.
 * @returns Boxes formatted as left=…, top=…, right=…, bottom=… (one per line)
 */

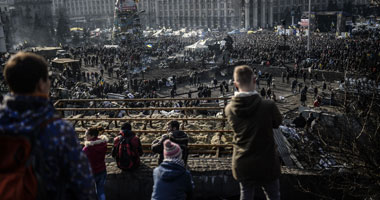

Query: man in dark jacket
left=301, top=86, right=307, bottom=106
left=260, top=87, right=266, bottom=98
left=152, top=120, right=189, bottom=165
left=292, top=113, right=307, bottom=128
left=0, top=52, right=97, bottom=199
left=225, top=65, right=283, bottom=200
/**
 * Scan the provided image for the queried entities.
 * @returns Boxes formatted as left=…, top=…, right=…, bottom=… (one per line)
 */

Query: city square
left=0, top=0, right=379, bottom=200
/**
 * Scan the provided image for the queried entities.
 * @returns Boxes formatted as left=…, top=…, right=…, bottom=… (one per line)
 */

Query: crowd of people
left=230, top=30, right=379, bottom=75
left=1, top=28, right=378, bottom=104
left=0, top=22, right=379, bottom=200
left=0, top=52, right=195, bottom=200
left=0, top=52, right=286, bottom=200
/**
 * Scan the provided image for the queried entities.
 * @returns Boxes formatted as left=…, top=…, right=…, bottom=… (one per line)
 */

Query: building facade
left=137, top=0, right=371, bottom=30
left=0, top=0, right=9, bottom=13
left=137, top=0, right=242, bottom=30
left=52, top=0, right=114, bottom=27
left=0, top=0, right=9, bottom=51
left=245, top=0, right=371, bottom=29
left=11, top=0, right=53, bottom=45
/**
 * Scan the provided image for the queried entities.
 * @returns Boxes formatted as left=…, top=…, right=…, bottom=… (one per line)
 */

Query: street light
left=307, top=0, right=311, bottom=52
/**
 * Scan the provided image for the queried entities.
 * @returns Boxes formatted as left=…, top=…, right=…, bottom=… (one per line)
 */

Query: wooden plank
left=55, top=97, right=230, bottom=103
left=273, top=129, right=295, bottom=167
left=57, top=107, right=224, bottom=111
left=281, top=134, right=304, bottom=169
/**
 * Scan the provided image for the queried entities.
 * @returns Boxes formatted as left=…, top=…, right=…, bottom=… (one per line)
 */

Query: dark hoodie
left=225, top=93, right=283, bottom=183
left=152, top=130, right=189, bottom=165
left=151, top=161, right=194, bottom=200
left=0, top=95, right=97, bottom=199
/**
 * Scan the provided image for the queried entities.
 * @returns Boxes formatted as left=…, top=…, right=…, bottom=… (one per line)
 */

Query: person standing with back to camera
left=225, top=65, right=283, bottom=200
left=0, top=52, right=97, bottom=200
left=83, top=126, right=108, bottom=200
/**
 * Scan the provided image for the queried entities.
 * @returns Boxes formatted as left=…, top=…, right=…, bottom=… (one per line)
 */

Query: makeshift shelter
left=184, top=40, right=209, bottom=51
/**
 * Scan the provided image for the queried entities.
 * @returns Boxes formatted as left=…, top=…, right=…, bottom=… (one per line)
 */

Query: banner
left=119, top=0, right=137, bottom=11
left=299, top=19, right=309, bottom=27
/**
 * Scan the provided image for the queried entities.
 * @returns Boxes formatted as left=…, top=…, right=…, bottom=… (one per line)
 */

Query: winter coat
left=293, top=116, right=306, bottom=128
left=225, top=93, right=283, bottom=183
left=152, top=130, right=189, bottom=164
left=0, top=95, right=97, bottom=200
left=113, top=129, right=143, bottom=163
left=151, top=161, right=194, bottom=200
left=83, top=135, right=108, bottom=175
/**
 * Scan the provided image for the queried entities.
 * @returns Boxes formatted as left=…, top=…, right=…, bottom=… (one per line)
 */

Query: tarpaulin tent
left=184, top=40, right=208, bottom=51
left=227, top=29, right=241, bottom=34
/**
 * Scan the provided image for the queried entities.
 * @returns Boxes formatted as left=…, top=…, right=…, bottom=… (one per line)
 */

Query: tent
left=227, top=29, right=241, bottom=35
left=152, top=29, right=163, bottom=37
left=104, top=45, right=120, bottom=49
left=184, top=40, right=208, bottom=51
left=182, top=31, right=198, bottom=38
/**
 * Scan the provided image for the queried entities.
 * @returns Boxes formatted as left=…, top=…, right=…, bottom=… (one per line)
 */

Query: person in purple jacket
left=83, top=126, right=109, bottom=200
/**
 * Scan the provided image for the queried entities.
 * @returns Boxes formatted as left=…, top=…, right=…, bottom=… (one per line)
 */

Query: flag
left=99, top=79, right=104, bottom=86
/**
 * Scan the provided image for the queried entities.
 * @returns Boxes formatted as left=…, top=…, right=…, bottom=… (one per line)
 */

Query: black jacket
left=293, top=116, right=306, bottom=128
left=152, top=130, right=189, bottom=165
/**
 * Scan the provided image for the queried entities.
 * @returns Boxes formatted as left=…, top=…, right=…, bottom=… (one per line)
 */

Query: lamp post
left=307, top=0, right=311, bottom=52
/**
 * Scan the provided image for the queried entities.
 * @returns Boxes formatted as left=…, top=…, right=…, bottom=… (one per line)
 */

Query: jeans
left=239, top=179, right=280, bottom=200
left=94, top=170, right=107, bottom=200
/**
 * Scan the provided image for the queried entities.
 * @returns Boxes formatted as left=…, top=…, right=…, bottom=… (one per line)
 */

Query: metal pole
left=292, top=16, right=294, bottom=26
left=307, top=0, right=311, bottom=51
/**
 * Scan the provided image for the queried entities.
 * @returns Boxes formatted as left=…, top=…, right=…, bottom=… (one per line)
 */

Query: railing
left=55, top=97, right=233, bottom=157
left=105, top=144, right=234, bottom=155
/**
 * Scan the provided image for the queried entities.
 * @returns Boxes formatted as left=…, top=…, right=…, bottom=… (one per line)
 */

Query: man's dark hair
left=168, top=120, right=180, bottom=130
left=121, top=122, right=132, bottom=131
left=4, top=52, right=49, bottom=94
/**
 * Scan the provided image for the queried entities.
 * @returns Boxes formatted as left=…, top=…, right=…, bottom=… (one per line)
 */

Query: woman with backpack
left=83, top=126, right=108, bottom=200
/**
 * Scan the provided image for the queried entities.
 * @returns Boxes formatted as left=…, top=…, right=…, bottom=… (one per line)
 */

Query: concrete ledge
left=105, top=156, right=321, bottom=200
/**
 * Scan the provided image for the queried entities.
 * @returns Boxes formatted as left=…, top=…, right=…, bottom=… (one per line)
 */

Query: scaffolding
left=112, top=0, right=141, bottom=41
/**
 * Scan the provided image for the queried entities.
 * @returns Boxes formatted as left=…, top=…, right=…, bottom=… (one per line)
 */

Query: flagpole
left=307, top=0, right=311, bottom=52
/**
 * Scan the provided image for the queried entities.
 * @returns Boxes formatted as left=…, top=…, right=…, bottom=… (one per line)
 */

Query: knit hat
left=163, top=140, right=182, bottom=159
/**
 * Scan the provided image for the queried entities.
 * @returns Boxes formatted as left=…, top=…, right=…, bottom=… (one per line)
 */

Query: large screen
left=119, top=0, right=137, bottom=12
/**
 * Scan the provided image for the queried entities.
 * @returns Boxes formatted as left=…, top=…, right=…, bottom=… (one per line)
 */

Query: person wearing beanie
left=152, top=120, right=189, bottom=165
left=151, top=140, right=194, bottom=200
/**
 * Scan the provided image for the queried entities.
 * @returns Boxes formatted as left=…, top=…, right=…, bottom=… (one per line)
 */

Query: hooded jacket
left=83, top=135, right=108, bottom=175
left=151, top=161, right=194, bottom=200
left=225, top=92, right=283, bottom=183
left=113, top=129, right=143, bottom=157
left=0, top=95, right=97, bottom=200
left=152, top=130, right=189, bottom=165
